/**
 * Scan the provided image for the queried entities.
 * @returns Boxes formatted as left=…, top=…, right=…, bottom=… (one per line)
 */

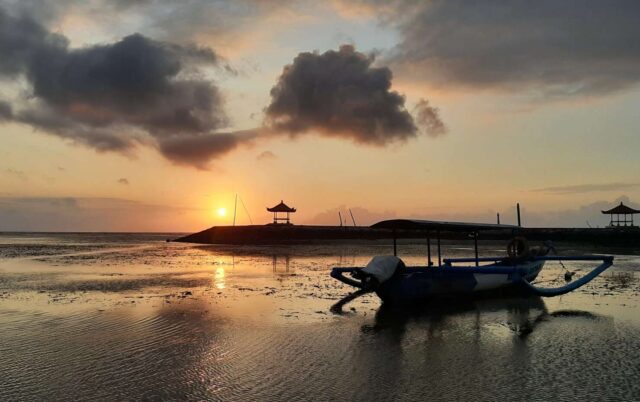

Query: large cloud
left=265, top=45, right=444, bottom=145
left=0, top=100, right=12, bottom=120
left=157, top=129, right=258, bottom=169
left=0, top=5, right=250, bottom=167
left=374, top=0, right=640, bottom=96
left=1, top=4, right=446, bottom=167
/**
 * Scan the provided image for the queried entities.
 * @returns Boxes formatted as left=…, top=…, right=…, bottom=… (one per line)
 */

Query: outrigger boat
left=330, top=219, right=614, bottom=305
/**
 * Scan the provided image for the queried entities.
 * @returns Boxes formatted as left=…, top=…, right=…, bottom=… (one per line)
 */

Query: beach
left=1, top=233, right=639, bottom=401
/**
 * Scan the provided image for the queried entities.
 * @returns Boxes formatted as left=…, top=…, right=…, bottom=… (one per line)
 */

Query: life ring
left=507, top=237, right=529, bottom=259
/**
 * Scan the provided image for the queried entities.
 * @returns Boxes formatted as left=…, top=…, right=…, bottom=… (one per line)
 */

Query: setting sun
left=217, top=207, right=227, bottom=217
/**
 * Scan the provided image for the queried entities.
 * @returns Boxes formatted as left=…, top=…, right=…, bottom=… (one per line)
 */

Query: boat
left=330, top=219, right=614, bottom=305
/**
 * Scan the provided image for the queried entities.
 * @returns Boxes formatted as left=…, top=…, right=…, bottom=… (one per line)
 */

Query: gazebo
left=267, top=200, right=296, bottom=225
left=601, top=202, right=639, bottom=227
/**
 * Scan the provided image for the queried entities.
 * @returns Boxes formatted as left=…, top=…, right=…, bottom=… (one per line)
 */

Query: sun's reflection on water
left=214, top=267, right=225, bottom=289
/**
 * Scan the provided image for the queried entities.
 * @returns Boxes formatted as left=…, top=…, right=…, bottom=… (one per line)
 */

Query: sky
left=1, top=0, right=639, bottom=232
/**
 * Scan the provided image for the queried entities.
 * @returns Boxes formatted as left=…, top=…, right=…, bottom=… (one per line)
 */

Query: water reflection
left=340, top=296, right=622, bottom=401
left=272, top=254, right=294, bottom=275
left=331, top=294, right=612, bottom=340
left=366, top=297, right=546, bottom=336
left=214, top=267, right=225, bottom=289
left=2, top=234, right=639, bottom=401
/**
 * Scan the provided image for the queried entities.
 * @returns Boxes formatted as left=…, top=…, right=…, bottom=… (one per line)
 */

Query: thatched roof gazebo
left=267, top=200, right=296, bottom=225
left=602, top=202, right=639, bottom=227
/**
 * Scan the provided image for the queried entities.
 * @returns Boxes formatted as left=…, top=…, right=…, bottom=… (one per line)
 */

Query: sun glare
left=217, top=207, right=227, bottom=217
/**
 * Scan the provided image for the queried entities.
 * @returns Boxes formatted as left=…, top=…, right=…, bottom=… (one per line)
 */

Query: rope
left=239, top=196, right=253, bottom=224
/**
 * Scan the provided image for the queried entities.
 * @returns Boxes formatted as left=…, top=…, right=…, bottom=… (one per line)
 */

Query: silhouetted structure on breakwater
left=267, top=200, right=296, bottom=225
left=602, top=202, right=639, bottom=228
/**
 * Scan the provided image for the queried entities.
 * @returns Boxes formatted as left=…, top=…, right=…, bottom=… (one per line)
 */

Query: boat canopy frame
left=371, top=219, right=521, bottom=267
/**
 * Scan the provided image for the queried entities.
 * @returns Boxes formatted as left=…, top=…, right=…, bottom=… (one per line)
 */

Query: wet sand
left=1, top=234, right=639, bottom=401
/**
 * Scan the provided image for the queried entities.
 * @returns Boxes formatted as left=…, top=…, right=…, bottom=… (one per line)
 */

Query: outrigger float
left=331, top=220, right=614, bottom=305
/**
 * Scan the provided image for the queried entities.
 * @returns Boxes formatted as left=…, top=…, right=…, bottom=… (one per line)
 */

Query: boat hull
left=331, top=255, right=614, bottom=304
left=375, top=260, right=545, bottom=305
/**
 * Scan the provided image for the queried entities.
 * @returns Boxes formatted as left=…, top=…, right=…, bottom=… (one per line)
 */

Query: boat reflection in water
left=333, top=293, right=610, bottom=339
left=272, top=254, right=294, bottom=275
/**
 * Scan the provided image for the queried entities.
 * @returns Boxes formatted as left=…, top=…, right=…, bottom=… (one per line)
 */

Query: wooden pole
left=516, top=203, right=521, bottom=227
left=349, top=209, right=356, bottom=226
left=427, top=235, right=432, bottom=266
left=338, top=211, right=343, bottom=227
left=497, top=213, right=500, bottom=225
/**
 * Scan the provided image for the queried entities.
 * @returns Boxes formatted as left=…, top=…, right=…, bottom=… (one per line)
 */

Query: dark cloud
left=256, top=150, right=277, bottom=161
left=0, top=4, right=65, bottom=76
left=1, top=4, right=446, bottom=167
left=532, top=182, right=640, bottom=195
left=413, top=99, right=446, bottom=138
left=0, top=5, right=247, bottom=168
left=265, top=45, right=431, bottom=145
left=157, top=129, right=258, bottom=169
left=0, top=100, right=11, bottom=120
left=117, top=178, right=129, bottom=185
left=376, top=0, right=640, bottom=96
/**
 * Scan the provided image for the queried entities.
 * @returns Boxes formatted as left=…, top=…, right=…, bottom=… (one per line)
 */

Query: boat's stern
left=521, top=259, right=545, bottom=283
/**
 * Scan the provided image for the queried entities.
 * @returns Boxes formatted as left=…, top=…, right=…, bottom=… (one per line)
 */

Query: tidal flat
left=1, top=233, right=639, bottom=401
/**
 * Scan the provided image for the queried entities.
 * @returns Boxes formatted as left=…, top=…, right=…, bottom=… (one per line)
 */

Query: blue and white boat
left=330, top=219, right=614, bottom=305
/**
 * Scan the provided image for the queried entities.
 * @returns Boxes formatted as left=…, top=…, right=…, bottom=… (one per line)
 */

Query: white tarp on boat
left=362, top=256, right=402, bottom=283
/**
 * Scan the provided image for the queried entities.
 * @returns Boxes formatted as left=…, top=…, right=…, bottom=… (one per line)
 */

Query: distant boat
left=331, top=219, right=613, bottom=305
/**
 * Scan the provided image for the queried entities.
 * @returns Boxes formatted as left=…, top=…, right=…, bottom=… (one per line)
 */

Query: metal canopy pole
left=474, top=231, right=479, bottom=267
left=393, top=229, right=397, bottom=256
left=437, top=230, right=441, bottom=267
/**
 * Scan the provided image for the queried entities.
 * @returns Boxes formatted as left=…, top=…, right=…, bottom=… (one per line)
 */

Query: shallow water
left=1, top=233, right=639, bottom=401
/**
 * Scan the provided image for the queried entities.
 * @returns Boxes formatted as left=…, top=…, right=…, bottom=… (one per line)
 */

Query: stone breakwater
left=176, top=225, right=640, bottom=245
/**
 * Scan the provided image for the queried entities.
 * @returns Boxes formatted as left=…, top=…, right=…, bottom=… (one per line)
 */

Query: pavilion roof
left=267, top=200, right=296, bottom=213
left=601, top=202, right=640, bottom=214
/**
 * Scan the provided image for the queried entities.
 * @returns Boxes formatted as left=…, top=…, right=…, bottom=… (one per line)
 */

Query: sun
left=217, top=207, right=227, bottom=217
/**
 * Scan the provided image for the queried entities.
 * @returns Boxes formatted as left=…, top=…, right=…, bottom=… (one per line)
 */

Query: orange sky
left=1, top=1, right=639, bottom=231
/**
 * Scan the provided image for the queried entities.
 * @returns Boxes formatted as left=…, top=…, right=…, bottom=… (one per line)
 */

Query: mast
left=233, top=194, right=238, bottom=226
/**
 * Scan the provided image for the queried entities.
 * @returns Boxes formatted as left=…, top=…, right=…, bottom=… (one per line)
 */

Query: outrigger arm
left=521, top=255, right=614, bottom=297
